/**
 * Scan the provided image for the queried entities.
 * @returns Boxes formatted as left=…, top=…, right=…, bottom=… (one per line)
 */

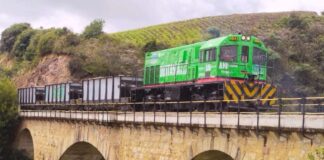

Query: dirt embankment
left=14, top=55, right=75, bottom=88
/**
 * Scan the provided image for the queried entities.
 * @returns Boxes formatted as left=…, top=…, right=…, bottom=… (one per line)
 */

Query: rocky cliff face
left=14, top=55, right=75, bottom=88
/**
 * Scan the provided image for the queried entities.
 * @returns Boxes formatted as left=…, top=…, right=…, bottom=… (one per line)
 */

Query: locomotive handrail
left=272, top=103, right=323, bottom=107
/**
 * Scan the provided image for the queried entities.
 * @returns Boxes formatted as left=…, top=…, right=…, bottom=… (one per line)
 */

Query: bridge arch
left=16, top=128, right=34, bottom=159
left=192, top=150, right=234, bottom=160
left=59, top=141, right=105, bottom=160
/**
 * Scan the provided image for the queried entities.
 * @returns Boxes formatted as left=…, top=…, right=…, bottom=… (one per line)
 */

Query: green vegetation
left=142, top=40, right=170, bottom=53
left=203, top=27, right=221, bottom=40
left=110, top=12, right=313, bottom=47
left=0, top=11, right=323, bottom=97
left=0, top=20, right=139, bottom=78
left=0, top=78, right=29, bottom=159
left=12, top=29, right=35, bottom=58
left=308, top=148, right=324, bottom=160
left=68, top=37, right=141, bottom=78
left=0, top=23, right=31, bottom=53
left=81, top=19, right=105, bottom=39
left=265, top=13, right=324, bottom=96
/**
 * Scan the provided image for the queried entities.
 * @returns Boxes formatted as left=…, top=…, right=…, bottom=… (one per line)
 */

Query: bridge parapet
left=20, top=110, right=324, bottom=132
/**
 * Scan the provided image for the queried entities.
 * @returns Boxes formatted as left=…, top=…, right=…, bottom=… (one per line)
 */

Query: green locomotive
left=133, top=34, right=276, bottom=110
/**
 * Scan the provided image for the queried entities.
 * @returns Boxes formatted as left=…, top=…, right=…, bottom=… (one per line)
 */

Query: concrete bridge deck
left=20, top=110, right=324, bottom=132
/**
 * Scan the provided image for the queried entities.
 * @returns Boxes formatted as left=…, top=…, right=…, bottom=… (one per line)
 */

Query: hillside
left=0, top=11, right=323, bottom=96
left=110, top=11, right=316, bottom=46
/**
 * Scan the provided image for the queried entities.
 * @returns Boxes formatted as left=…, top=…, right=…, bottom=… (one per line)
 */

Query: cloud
left=31, top=10, right=89, bottom=32
left=0, top=0, right=323, bottom=34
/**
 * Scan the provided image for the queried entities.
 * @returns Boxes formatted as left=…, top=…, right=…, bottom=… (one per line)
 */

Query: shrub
left=308, top=147, right=324, bottom=160
left=25, top=30, right=42, bottom=55
left=69, top=37, right=141, bottom=78
left=81, top=19, right=105, bottom=39
left=11, top=29, right=35, bottom=58
left=68, top=54, right=87, bottom=78
left=0, top=78, right=26, bottom=159
left=0, top=78, right=16, bottom=107
left=36, top=29, right=60, bottom=55
left=69, top=52, right=125, bottom=77
left=24, top=51, right=36, bottom=61
left=201, top=27, right=221, bottom=40
left=286, top=13, right=309, bottom=30
left=206, top=27, right=220, bottom=38
left=53, top=31, right=80, bottom=55
left=142, top=40, right=169, bottom=53
left=291, top=63, right=321, bottom=96
left=0, top=23, right=31, bottom=53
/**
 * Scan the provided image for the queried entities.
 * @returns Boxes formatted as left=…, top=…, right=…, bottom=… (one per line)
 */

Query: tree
left=0, top=23, right=31, bottom=53
left=286, top=13, right=308, bottom=30
left=0, top=78, right=28, bottom=159
left=206, top=27, right=221, bottom=38
left=81, top=19, right=105, bottom=39
left=11, top=29, right=35, bottom=57
left=36, top=29, right=66, bottom=55
left=142, top=40, right=169, bottom=53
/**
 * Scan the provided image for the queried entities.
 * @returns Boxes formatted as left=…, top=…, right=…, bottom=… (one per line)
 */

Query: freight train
left=18, top=34, right=276, bottom=111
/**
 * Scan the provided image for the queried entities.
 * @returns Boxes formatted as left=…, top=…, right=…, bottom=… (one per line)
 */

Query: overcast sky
left=0, top=0, right=323, bottom=34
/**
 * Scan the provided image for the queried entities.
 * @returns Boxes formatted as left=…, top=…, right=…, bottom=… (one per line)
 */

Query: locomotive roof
left=200, top=36, right=228, bottom=50
left=200, top=34, right=266, bottom=50
left=145, top=34, right=266, bottom=56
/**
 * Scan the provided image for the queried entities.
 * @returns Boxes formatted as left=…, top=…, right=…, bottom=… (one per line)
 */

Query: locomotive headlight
left=242, top=35, right=246, bottom=40
left=246, top=36, right=251, bottom=41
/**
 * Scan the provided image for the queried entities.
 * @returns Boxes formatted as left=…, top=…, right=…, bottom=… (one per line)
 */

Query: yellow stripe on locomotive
left=224, top=80, right=276, bottom=105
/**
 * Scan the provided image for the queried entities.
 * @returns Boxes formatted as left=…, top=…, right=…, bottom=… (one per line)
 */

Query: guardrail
left=20, top=96, right=324, bottom=105
left=20, top=97, right=324, bottom=135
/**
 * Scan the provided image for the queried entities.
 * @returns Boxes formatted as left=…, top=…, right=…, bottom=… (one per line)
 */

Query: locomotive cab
left=198, top=34, right=268, bottom=82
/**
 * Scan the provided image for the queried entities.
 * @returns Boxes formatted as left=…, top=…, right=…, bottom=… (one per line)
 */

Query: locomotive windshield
left=253, top=47, right=267, bottom=65
left=241, top=46, right=249, bottom=63
left=220, top=45, right=237, bottom=62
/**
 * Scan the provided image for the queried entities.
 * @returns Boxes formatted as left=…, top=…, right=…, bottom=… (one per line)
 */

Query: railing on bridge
left=20, top=97, right=324, bottom=135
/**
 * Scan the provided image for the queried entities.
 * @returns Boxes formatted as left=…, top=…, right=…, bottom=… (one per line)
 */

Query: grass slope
left=110, top=11, right=316, bottom=47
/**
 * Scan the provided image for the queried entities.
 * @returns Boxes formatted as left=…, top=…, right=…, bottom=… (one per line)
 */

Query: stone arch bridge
left=15, top=111, right=324, bottom=160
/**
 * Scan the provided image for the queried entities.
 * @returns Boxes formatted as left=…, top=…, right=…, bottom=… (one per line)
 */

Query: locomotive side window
left=253, top=47, right=267, bottom=65
left=241, top=46, right=249, bottom=63
left=199, top=51, right=205, bottom=62
left=206, top=48, right=216, bottom=61
left=220, top=46, right=237, bottom=62
left=199, top=48, right=216, bottom=62
left=150, top=66, right=154, bottom=84
left=145, top=67, right=150, bottom=84
left=181, top=51, right=188, bottom=63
